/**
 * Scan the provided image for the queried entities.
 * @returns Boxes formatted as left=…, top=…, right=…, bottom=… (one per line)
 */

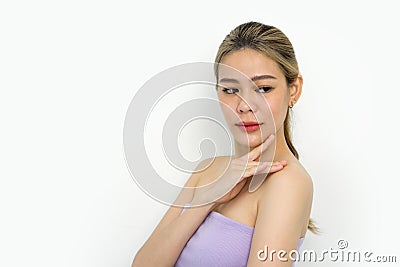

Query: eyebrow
left=219, top=74, right=277, bottom=84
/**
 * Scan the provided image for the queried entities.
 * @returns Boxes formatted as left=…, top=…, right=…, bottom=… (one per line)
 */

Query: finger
left=230, top=161, right=271, bottom=179
left=230, top=159, right=269, bottom=170
left=266, top=160, right=287, bottom=168
left=260, top=164, right=284, bottom=174
left=234, top=160, right=283, bottom=175
left=243, top=161, right=274, bottom=167
left=270, top=164, right=285, bottom=172
left=231, top=160, right=284, bottom=181
left=253, top=163, right=283, bottom=175
left=243, top=162, right=270, bottom=178
left=253, top=161, right=287, bottom=174
left=264, top=160, right=287, bottom=166
left=246, top=134, right=275, bottom=161
left=273, top=160, right=287, bottom=167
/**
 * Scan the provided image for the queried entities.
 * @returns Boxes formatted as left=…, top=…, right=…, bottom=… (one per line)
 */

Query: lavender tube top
left=175, top=205, right=305, bottom=267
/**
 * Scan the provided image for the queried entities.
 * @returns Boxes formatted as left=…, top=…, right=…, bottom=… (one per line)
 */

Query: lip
left=235, top=121, right=263, bottom=132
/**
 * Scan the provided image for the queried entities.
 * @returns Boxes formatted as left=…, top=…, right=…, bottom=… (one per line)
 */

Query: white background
left=1, top=1, right=399, bottom=266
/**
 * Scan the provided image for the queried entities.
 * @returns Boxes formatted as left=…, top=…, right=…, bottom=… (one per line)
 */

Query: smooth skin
left=132, top=138, right=286, bottom=267
left=132, top=48, right=313, bottom=267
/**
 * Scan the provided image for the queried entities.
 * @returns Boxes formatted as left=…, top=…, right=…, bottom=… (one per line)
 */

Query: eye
left=221, top=87, right=239, bottom=94
left=256, top=86, right=273, bottom=93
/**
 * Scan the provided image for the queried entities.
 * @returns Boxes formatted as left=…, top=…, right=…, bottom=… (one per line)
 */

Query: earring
left=289, top=98, right=296, bottom=109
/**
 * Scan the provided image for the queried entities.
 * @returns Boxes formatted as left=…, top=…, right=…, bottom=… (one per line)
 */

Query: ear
left=289, top=74, right=303, bottom=105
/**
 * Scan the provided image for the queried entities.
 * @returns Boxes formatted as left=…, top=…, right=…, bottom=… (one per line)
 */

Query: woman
left=132, top=21, right=318, bottom=267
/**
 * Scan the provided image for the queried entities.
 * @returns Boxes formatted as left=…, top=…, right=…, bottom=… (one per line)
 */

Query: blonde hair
left=215, top=21, right=320, bottom=234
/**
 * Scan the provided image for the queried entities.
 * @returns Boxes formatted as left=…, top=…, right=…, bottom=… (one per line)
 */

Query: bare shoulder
left=257, top=159, right=314, bottom=204
left=253, top=159, right=314, bottom=237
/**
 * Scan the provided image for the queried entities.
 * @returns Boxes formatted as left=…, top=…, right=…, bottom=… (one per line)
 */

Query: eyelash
left=221, top=86, right=273, bottom=94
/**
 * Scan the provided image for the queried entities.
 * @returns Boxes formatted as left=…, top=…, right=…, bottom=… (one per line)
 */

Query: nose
left=236, top=95, right=255, bottom=114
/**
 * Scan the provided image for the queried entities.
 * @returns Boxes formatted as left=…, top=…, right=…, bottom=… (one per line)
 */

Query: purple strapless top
left=175, top=206, right=305, bottom=267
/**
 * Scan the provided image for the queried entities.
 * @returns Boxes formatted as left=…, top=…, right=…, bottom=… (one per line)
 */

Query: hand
left=191, top=134, right=287, bottom=207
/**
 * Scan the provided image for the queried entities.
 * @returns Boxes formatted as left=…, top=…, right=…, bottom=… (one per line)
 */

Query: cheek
left=218, top=98, right=237, bottom=120
left=265, top=95, right=287, bottom=126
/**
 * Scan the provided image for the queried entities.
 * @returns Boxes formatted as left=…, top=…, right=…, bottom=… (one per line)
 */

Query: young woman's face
left=217, top=48, right=291, bottom=148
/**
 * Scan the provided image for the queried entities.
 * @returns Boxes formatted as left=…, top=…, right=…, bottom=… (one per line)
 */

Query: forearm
left=132, top=203, right=216, bottom=267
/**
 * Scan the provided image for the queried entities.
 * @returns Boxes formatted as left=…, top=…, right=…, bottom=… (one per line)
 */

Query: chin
left=234, top=134, right=263, bottom=148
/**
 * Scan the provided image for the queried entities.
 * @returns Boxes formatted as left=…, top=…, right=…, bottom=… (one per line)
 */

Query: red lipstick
left=235, top=121, right=263, bottom=132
